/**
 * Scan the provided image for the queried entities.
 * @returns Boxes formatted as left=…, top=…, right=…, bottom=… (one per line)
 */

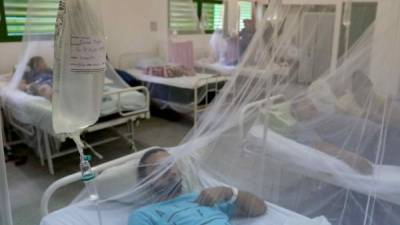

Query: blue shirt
left=23, top=69, right=53, bottom=86
left=128, top=192, right=235, bottom=225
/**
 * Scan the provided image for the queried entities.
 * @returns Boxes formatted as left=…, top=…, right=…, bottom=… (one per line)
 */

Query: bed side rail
left=40, top=148, right=154, bottom=217
left=103, top=86, right=150, bottom=118
left=193, top=74, right=230, bottom=125
left=238, top=95, right=285, bottom=138
left=1, top=99, right=35, bottom=137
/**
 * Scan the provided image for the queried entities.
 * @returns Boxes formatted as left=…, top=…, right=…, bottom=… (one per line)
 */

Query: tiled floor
left=5, top=116, right=192, bottom=225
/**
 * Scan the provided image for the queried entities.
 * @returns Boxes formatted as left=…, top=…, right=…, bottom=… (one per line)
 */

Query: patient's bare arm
left=38, top=85, right=53, bottom=101
left=18, top=80, right=28, bottom=91
left=314, top=142, right=373, bottom=175
left=196, top=186, right=267, bottom=217
left=232, top=190, right=267, bottom=217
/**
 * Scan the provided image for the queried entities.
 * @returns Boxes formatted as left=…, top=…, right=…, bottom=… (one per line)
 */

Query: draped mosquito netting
left=0, top=0, right=134, bottom=144
left=41, top=0, right=400, bottom=225
left=118, top=0, right=256, bottom=114
left=194, top=0, right=253, bottom=70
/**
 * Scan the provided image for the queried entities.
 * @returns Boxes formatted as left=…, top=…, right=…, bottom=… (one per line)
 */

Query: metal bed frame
left=238, top=95, right=285, bottom=139
left=39, top=146, right=336, bottom=225
left=40, top=148, right=147, bottom=216
left=194, top=61, right=235, bottom=76
left=2, top=86, right=150, bottom=175
left=118, top=52, right=229, bottom=126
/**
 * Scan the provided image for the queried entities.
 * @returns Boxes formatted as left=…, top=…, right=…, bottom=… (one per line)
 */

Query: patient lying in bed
left=19, top=56, right=53, bottom=101
left=307, top=71, right=400, bottom=165
left=129, top=148, right=267, bottom=225
left=269, top=97, right=377, bottom=175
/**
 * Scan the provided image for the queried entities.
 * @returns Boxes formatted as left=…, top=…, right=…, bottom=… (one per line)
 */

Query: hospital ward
left=1, top=0, right=400, bottom=225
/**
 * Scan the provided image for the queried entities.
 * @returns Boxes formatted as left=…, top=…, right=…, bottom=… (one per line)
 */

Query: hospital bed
left=119, top=52, right=229, bottom=125
left=238, top=97, right=400, bottom=206
left=194, top=58, right=236, bottom=75
left=0, top=68, right=151, bottom=175
left=194, top=58, right=292, bottom=81
left=39, top=147, right=332, bottom=225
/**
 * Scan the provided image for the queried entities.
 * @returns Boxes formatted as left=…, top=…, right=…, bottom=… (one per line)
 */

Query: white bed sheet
left=195, top=60, right=291, bottom=78
left=40, top=144, right=331, bottom=225
left=248, top=125, right=400, bottom=205
left=40, top=199, right=330, bottom=225
left=10, top=89, right=144, bottom=132
left=195, top=60, right=236, bottom=75
left=126, top=68, right=228, bottom=89
left=0, top=73, right=146, bottom=134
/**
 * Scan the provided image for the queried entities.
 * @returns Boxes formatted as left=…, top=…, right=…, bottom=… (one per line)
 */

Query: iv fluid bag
left=53, top=0, right=106, bottom=134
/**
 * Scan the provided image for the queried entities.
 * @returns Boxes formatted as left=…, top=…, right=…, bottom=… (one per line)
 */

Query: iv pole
left=343, top=1, right=352, bottom=56
left=0, top=111, right=13, bottom=225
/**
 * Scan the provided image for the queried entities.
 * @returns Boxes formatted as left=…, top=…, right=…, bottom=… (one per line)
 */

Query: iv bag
left=53, top=0, right=106, bottom=134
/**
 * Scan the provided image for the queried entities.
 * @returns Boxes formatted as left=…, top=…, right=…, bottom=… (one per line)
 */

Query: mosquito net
left=195, top=0, right=256, bottom=70
left=119, top=0, right=253, bottom=114
left=41, top=1, right=400, bottom=225
left=0, top=0, right=134, bottom=138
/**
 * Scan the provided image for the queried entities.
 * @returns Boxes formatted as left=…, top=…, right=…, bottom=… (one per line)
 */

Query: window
left=338, top=2, right=377, bottom=58
left=0, top=0, right=58, bottom=42
left=169, top=0, right=224, bottom=34
left=200, top=1, right=224, bottom=32
left=238, top=1, right=253, bottom=31
left=169, top=0, right=199, bottom=34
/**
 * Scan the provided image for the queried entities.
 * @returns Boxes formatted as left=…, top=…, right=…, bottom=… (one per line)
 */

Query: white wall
left=102, top=0, right=222, bottom=64
left=0, top=0, right=234, bottom=73
left=0, top=43, right=23, bottom=74
left=153, top=0, right=214, bottom=59
left=0, top=0, right=164, bottom=73
left=370, top=0, right=400, bottom=96
left=101, top=0, right=162, bottom=66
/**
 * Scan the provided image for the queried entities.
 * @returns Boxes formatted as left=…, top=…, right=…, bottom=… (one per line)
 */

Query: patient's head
left=351, top=71, right=373, bottom=105
left=243, top=19, right=255, bottom=32
left=138, top=148, right=182, bottom=199
left=290, top=97, right=319, bottom=121
left=28, top=56, right=48, bottom=73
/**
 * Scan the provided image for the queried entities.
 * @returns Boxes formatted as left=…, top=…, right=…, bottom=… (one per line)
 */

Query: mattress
left=195, top=60, right=291, bottom=78
left=195, top=60, right=236, bottom=75
left=126, top=69, right=226, bottom=112
left=40, top=199, right=330, bottom=225
left=2, top=84, right=146, bottom=135
left=248, top=125, right=400, bottom=205
left=126, top=68, right=228, bottom=89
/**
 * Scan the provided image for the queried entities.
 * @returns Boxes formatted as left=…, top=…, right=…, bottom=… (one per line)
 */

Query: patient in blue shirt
left=19, top=56, right=53, bottom=101
left=128, top=149, right=267, bottom=225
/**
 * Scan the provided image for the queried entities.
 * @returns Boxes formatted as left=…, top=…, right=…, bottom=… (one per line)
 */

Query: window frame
left=195, top=0, right=223, bottom=34
left=169, top=0, right=224, bottom=35
left=0, top=0, right=58, bottom=42
left=238, top=0, right=254, bottom=31
left=0, top=0, right=22, bottom=42
left=0, top=0, right=23, bottom=42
